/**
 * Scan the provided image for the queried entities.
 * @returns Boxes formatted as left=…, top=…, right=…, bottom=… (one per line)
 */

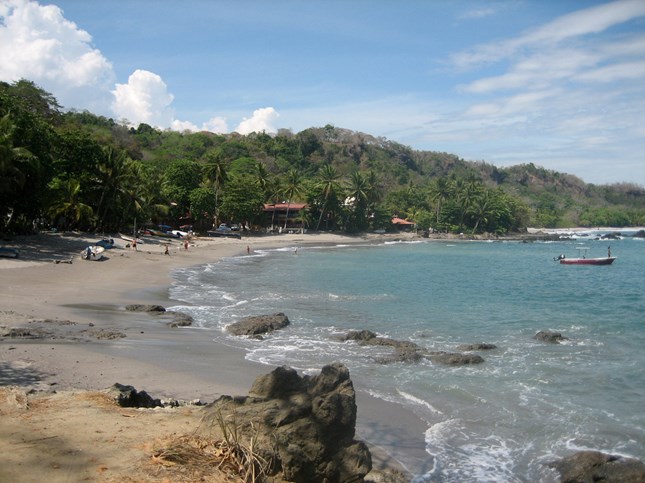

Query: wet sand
left=0, top=231, right=429, bottom=480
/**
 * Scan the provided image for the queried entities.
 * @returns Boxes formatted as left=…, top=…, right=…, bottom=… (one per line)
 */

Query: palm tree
left=469, top=190, right=492, bottom=233
left=456, top=177, right=482, bottom=231
left=255, top=161, right=270, bottom=196
left=132, top=166, right=169, bottom=229
left=48, top=178, right=93, bottom=230
left=364, top=170, right=381, bottom=213
left=315, top=164, right=341, bottom=231
left=344, top=171, right=370, bottom=230
left=0, top=113, right=38, bottom=224
left=295, top=208, right=309, bottom=234
left=203, top=152, right=228, bottom=226
left=429, top=177, right=452, bottom=229
left=95, top=146, right=134, bottom=231
left=281, top=168, right=304, bottom=230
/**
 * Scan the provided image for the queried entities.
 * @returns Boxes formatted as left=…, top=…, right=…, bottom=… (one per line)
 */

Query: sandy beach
left=1, top=231, right=425, bottom=482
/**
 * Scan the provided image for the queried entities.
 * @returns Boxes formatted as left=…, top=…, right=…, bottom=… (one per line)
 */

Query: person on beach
left=164, top=244, right=169, bottom=255
left=184, top=239, right=189, bottom=250
left=247, top=245, right=251, bottom=254
left=132, top=239, right=137, bottom=251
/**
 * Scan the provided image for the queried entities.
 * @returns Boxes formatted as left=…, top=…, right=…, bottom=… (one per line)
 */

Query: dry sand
left=0, top=231, right=426, bottom=482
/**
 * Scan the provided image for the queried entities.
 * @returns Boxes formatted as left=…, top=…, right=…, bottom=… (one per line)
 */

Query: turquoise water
left=170, top=236, right=645, bottom=482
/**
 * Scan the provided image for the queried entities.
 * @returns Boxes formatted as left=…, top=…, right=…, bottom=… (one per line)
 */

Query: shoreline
left=1, top=230, right=429, bottom=480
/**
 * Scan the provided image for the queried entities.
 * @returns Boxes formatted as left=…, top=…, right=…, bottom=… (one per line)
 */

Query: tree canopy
left=1, top=79, right=643, bottom=235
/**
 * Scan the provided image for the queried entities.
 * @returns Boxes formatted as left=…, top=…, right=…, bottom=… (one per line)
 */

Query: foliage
left=1, top=79, right=643, bottom=235
left=219, top=174, right=266, bottom=226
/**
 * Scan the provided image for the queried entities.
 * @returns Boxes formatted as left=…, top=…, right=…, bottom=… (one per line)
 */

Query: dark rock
left=456, top=343, right=497, bottom=351
left=84, top=328, right=126, bottom=340
left=249, top=365, right=306, bottom=399
left=344, top=330, right=379, bottom=342
left=633, top=230, right=645, bottom=238
left=125, top=304, right=166, bottom=313
left=2, top=327, right=33, bottom=338
left=600, top=232, right=621, bottom=240
left=106, top=383, right=162, bottom=408
left=551, top=450, right=645, bottom=483
left=429, top=351, right=485, bottom=366
left=375, top=347, right=426, bottom=364
left=202, top=363, right=372, bottom=482
left=227, top=312, right=290, bottom=336
left=534, top=330, right=568, bottom=344
left=343, top=330, right=487, bottom=365
left=167, top=311, right=193, bottom=328
left=366, top=468, right=411, bottom=483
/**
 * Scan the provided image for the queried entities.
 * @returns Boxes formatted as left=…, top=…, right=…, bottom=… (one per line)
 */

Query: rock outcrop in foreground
left=201, top=363, right=372, bottom=482
left=551, top=450, right=645, bottom=482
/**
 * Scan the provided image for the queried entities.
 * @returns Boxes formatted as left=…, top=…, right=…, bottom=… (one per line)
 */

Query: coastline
left=0, top=230, right=427, bottom=480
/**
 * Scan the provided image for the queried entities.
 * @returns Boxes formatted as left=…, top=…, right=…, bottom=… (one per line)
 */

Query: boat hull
left=560, top=257, right=616, bottom=265
left=207, top=230, right=242, bottom=239
left=81, top=246, right=105, bottom=261
left=0, top=247, right=19, bottom=258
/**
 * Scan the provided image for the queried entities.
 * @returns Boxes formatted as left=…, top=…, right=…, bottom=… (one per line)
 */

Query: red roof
left=264, top=203, right=307, bottom=211
left=391, top=217, right=415, bottom=225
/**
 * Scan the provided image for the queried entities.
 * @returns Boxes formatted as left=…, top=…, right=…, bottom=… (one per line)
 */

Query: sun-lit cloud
left=171, top=116, right=229, bottom=133
left=0, top=0, right=115, bottom=112
left=111, top=69, right=174, bottom=127
left=0, top=0, right=254, bottom=133
left=235, top=107, right=279, bottom=134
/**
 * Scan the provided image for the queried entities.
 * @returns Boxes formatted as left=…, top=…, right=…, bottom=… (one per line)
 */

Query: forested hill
left=1, top=79, right=644, bottom=235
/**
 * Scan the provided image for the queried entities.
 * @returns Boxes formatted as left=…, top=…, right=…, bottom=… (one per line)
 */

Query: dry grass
left=148, top=409, right=270, bottom=483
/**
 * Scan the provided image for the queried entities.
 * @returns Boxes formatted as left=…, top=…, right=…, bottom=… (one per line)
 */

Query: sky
left=1, top=0, right=644, bottom=186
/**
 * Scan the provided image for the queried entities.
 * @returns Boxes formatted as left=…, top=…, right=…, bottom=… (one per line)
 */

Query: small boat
left=148, top=228, right=180, bottom=238
left=556, top=247, right=616, bottom=265
left=95, top=238, right=115, bottom=249
left=0, top=247, right=19, bottom=258
left=207, top=229, right=242, bottom=239
left=81, top=245, right=105, bottom=261
left=119, top=234, right=144, bottom=244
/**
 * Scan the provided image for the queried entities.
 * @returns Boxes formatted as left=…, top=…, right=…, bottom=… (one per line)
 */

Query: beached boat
left=81, top=245, right=105, bottom=261
left=207, top=229, right=242, bottom=239
left=556, top=247, right=616, bottom=265
left=0, top=247, right=19, bottom=258
left=119, top=233, right=143, bottom=244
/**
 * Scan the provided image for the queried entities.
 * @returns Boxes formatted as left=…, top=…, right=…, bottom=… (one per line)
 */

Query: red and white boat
left=556, top=247, right=616, bottom=265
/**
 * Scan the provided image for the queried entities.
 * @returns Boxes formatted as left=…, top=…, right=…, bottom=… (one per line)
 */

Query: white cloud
left=0, top=0, right=115, bottom=112
left=170, top=116, right=229, bottom=133
left=202, top=116, right=228, bottom=134
left=0, top=1, right=239, bottom=133
left=452, top=0, right=645, bottom=69
left=170, top=119, right=199, bottom=132
left=111, top=69, right=175, bottom=127
left=235, top=107, right=279, bottom=134
left=458, top=7, right=497, bottom=20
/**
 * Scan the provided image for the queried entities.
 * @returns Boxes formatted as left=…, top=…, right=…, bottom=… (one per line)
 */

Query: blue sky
left=1, top=0, right=644, bottom=186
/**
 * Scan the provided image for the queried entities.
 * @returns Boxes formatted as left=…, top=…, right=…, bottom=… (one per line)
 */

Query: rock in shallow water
left=226, top=312, right=290, bottom=336
left=551, top=450, right=645, bottom=483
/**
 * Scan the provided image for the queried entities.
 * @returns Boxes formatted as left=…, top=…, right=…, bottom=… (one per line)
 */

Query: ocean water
left=169, top=235, right=645, bottom=482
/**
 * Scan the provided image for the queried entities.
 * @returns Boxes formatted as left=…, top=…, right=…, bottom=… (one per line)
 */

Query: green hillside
left=2, top=80, right=643, bottom=235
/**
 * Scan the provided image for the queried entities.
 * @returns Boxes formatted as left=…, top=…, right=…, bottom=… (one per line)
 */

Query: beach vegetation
left=1, top=79, right=643, bottom=235
left=151, top=409, right=269, bottom=482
